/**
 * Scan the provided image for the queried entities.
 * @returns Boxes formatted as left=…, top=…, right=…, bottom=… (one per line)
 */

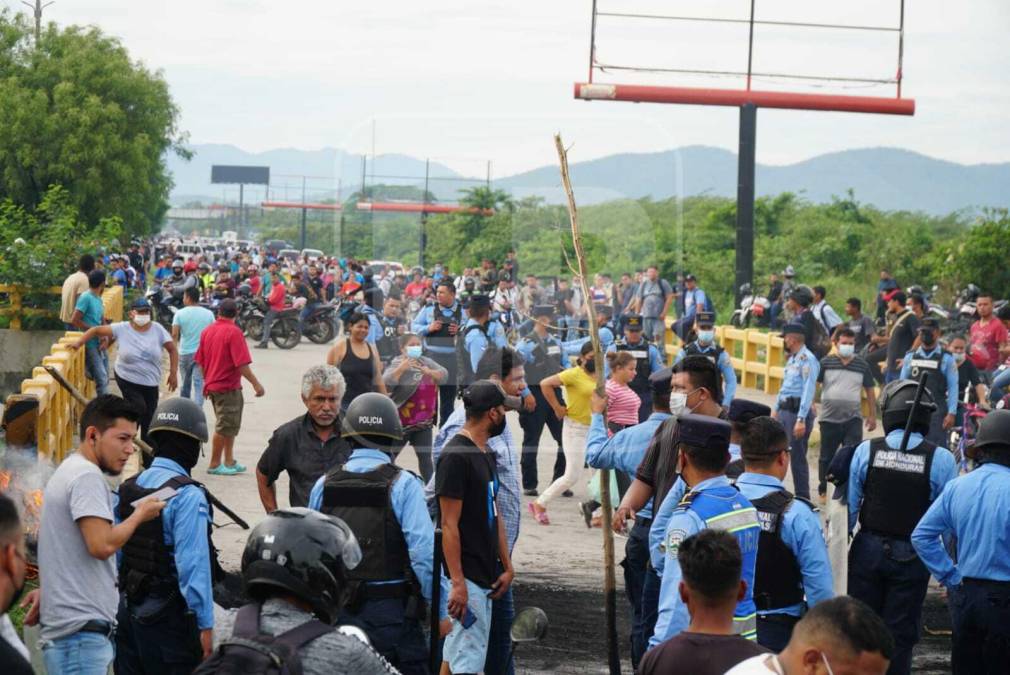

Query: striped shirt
left=817, top=354, right=874, bottom=423
left=606, top=379, right=641, bottom=428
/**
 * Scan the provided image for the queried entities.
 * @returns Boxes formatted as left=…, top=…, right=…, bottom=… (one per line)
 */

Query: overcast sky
left=32, top=0, right=1010, bottom=177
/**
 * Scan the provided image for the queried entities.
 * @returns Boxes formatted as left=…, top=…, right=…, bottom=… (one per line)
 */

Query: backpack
left=456, top=323, right=490, bottom=388
left=805, top=312, right=832, bottom=360
left=194, top=603, right=333, bottom=675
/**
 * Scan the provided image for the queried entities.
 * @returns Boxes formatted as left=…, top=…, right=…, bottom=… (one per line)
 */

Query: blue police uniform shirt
left=125, top=457, right=214, bottom=630
left=847, top=429, right=958, bottom=533
left=898, top=346, right=959, bottom=415
left=560, top=325, right=616, bottom=363
left=463, top=317, right=507, bottom=373
left=586, top=412, right=672, bottom=521
left=516, top=332, right=563, bottom=367
left=604, top=338, right=664, bottom=378
left=649, top=478, right=689, bottom=572
left=736, top=473, right=834, bottom=617
left=729, top=442, right=742, bottom=462
left=650, top=475, right=760, bottom=648
left=775, top=346, right=819, bottom=418
left=308, top=448, right=448, bottom=617
left=411, top=302, right=466, bottom=354
left=673, top=345, right=738, bottom=404
left=912, top=463, right=1010, bottom=587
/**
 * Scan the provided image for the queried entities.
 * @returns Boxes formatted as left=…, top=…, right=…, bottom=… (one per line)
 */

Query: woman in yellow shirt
left=530, top=341, right=598, bottom=524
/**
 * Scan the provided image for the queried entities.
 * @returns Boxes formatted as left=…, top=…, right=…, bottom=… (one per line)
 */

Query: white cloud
left=32, top=0, right=1010, bottom=173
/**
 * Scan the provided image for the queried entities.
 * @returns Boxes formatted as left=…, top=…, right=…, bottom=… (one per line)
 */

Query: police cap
left=677, top=413, right=731, bottom=451
left=624, top=315, right=643, bottom=331
left=149, top=396, right=209, bottom=443
left=594, top=303, right=613, bottom=317
left=695, top=311, right=716, bottom=327
left=780, top=322, right=805, bottom=337
left=649, top=367, right=673, bottom=397
left=684, top=274, right=697, bottom=282
left=727, top=399, right=772, bottom=424
left=920, top=317, right=940, bottom=330
left=468, top=294, right=491, bottom=309
left=532, top=304, right=555, bottom=317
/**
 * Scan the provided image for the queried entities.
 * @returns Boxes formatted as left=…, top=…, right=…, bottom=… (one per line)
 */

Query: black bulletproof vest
left=859, top=437, right=936, bottom=538
left=616, top=338, right=653, bottom=393
left=377, top=317, right=402, bottom=362
left=524, top=333, right=563, bottom=385
left=118, top=474, right=216, bottom=597
left=425, top=303, right=463, bottom=350
left=684, top=341, right=724, bottom=366
left=321, top=463, right=411, bottom=582
left=751, top=489, right=805, bottom=611
left=907, top=350, right=948, bottom=409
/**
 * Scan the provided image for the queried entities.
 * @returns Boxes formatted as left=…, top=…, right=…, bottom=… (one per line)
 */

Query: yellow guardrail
left=665, top=319, right=786, bottom=395
left=0, top=284, right=123, bottom=328
left=2, top=285, right=124, bottom=462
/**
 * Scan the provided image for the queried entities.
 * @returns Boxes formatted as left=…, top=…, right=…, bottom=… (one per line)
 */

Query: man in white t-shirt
left=25, top=395, right=165, bottom=675
left=725, top=597, right=892, bottom=675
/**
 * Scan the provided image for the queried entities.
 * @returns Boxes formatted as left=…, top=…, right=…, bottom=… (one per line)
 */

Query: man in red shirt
left=195, top=299, right=266, bottom=475
left=255, top=271, right=288, bottom=349
left=247, top=264, right=261, bottom=297
left=969, top=294, right=1009, bottom=372
left=404, top=272, right=427, bottom=300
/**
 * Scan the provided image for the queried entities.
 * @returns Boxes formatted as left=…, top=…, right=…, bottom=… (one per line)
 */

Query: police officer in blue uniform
left=607, top=314, right=665, bottom=423
left=650, top=414, right=761, bottom=649
left=358, top=287, right=386, bottom=345
left=461, top=294, right=507, bottom=383
left=898, top=317, right=958, bottom=447
left=586, top=369, right=673, bottom=667
left=560, top=303, right=617, bottom=360
left=115, top=397, right=221, bottom=674
left=724, top=399, right=772, bottom=479
left=912, top=409, right=1010, bottom=674
left=673, top=311, right=737, bottom=405
left=736, top=416, right=834, bottom=651
left=847, top=379, right=957, bottom=675
left=308, top=393, right=445, bottom=675
left=773, top=323, right=820, bottom=500
left=412, top=279, right=466, bottom=427
left=375, top=295, right=405, bottom=366
left=516, top=305, right=566, bottom=496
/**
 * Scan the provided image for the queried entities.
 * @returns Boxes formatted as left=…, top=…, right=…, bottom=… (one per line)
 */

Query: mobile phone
left=461, top=607, right=477, bottom=629
left=130, top=486, right=178, bottom=508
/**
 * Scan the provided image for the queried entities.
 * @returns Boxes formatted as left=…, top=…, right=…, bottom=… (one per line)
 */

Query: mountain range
left=168, top=144, right=1010, bottom=216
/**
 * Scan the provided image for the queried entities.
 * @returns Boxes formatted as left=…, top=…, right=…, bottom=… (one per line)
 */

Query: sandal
left=527, top=502, right=550, bottom=525
left=207, top=464, right=239, bottom=476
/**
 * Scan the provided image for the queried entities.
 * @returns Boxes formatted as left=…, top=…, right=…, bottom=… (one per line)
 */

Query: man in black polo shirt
left=436, top=380, right=516, bottom=675
left=256, top=365, right=351, bottom=510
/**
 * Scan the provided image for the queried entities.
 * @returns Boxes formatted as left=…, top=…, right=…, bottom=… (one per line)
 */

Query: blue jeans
left=484, top=580, right=515, bottom=675
left=298, top=301, right=319, bottom=335
left=643, top=316, right=666, bottom=347
left=84, top=341, right=109, bottom=396
left=43, top=630, right=114, bottom=675
left=989, top=367, right=1010, bottom=403
left=625, top=517, right=651, bottom=668
left=641, top=566, right=661, bottom=651
left=178, top=353, right=204, bottom=406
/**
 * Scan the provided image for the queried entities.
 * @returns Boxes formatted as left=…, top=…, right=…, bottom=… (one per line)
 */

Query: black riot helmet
left=149, top=396, right=209, bottom=443
left=241, top=508, right=362, bottom=625
left=879, top=379, right=937, bottom=435
left=341, top=392, right=404, bottom=453
left=968, top=409, right=1010, bottom=463
left=149, top=397, right=208, bottom=471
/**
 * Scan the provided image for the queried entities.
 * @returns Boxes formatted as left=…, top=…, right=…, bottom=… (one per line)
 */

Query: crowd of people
left=3, top=244, right=1006, bottom=675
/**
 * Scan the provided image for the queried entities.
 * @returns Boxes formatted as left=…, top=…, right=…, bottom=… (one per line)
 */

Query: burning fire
left=0, top=470, right=9, bottom=491
left=0, top=452, right=55, bottom=559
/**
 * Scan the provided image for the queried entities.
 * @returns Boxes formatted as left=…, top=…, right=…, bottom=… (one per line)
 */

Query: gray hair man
left=256, top=365, right=351, bottom=510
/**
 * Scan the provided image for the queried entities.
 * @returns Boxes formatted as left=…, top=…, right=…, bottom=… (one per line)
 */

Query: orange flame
left=0, top=471, right=10, bottom=491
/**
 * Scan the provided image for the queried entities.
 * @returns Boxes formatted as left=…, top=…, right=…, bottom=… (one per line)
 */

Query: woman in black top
left=326, top=312, right=387, bottom=410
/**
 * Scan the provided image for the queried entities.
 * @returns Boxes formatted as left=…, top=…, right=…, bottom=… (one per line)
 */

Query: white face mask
left=669, top=392, right=688, bottom=417
left=837, top=344, right=855, bottom=358
left=133, top=313, right=151, bottom=327
left=953, top=351, right=966, bottom=364
left=698, top=330, right=715, bottom=345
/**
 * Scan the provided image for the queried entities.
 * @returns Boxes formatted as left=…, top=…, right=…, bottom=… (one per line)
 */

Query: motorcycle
left=302, top=302, right=337, bottom=344
left=145, top=284, right=181, bottom=332
left=242, top=297, right=301, bottom=349
left=730, top=283, right=771, bottom=328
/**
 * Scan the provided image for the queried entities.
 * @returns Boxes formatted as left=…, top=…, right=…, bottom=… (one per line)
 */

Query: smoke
left=0, top=442, right=56, bottom=558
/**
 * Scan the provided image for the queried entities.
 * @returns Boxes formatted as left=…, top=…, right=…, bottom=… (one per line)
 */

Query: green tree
left=0, top=9, right=187, bottom=236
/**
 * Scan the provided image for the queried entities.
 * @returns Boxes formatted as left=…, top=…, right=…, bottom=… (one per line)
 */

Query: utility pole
left=21, top=0, right=53, bottom=43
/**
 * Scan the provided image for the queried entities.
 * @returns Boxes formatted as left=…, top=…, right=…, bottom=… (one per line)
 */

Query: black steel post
left=300, top=208, right=307, bottom=251
left=420, top=159, right=430, bottom=269
left=238, top=183, right=245, bottom=240
left=735, top=104, right=757, bottom=304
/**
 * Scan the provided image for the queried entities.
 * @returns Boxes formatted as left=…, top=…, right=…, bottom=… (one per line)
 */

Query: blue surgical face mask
left=406, top=345, right=423, bottom=359
left=698, top=329, right=715, bottom=345
left=837, top=344, right=855, bottom=358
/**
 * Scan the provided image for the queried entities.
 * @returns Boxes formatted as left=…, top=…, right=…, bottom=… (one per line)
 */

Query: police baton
left=899, top=371, right=931, bottom=453
left=430, top=527, right=443, bottom=674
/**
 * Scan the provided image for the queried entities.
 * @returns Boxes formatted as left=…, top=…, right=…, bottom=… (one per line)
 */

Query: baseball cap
left=624, top=314, right=643, bottom=331
left=780, top=323, right=805, bottom=337
left=677, top=414, right=731, bottom=451
left=131, top=297, right=151, bottom=310
left=727, top=399, right=772, bottom=424
left=462, top=380, right=521, bottom=413
left=695, top=311, right=716, bottom=327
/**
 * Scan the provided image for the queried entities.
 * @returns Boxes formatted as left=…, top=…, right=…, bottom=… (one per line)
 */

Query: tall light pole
left=21, top=0, right=54, bottom=43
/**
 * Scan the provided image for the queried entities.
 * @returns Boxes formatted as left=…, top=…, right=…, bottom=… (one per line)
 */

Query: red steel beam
left=356, top=202, right=493, bottom=215
left=261, top=200, right=343, bottom=211
left=574, top=82, right=915, bottom=116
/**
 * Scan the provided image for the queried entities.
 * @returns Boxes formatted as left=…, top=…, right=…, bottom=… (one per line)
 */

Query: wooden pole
left=554, top=133, right=621, bottom=674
